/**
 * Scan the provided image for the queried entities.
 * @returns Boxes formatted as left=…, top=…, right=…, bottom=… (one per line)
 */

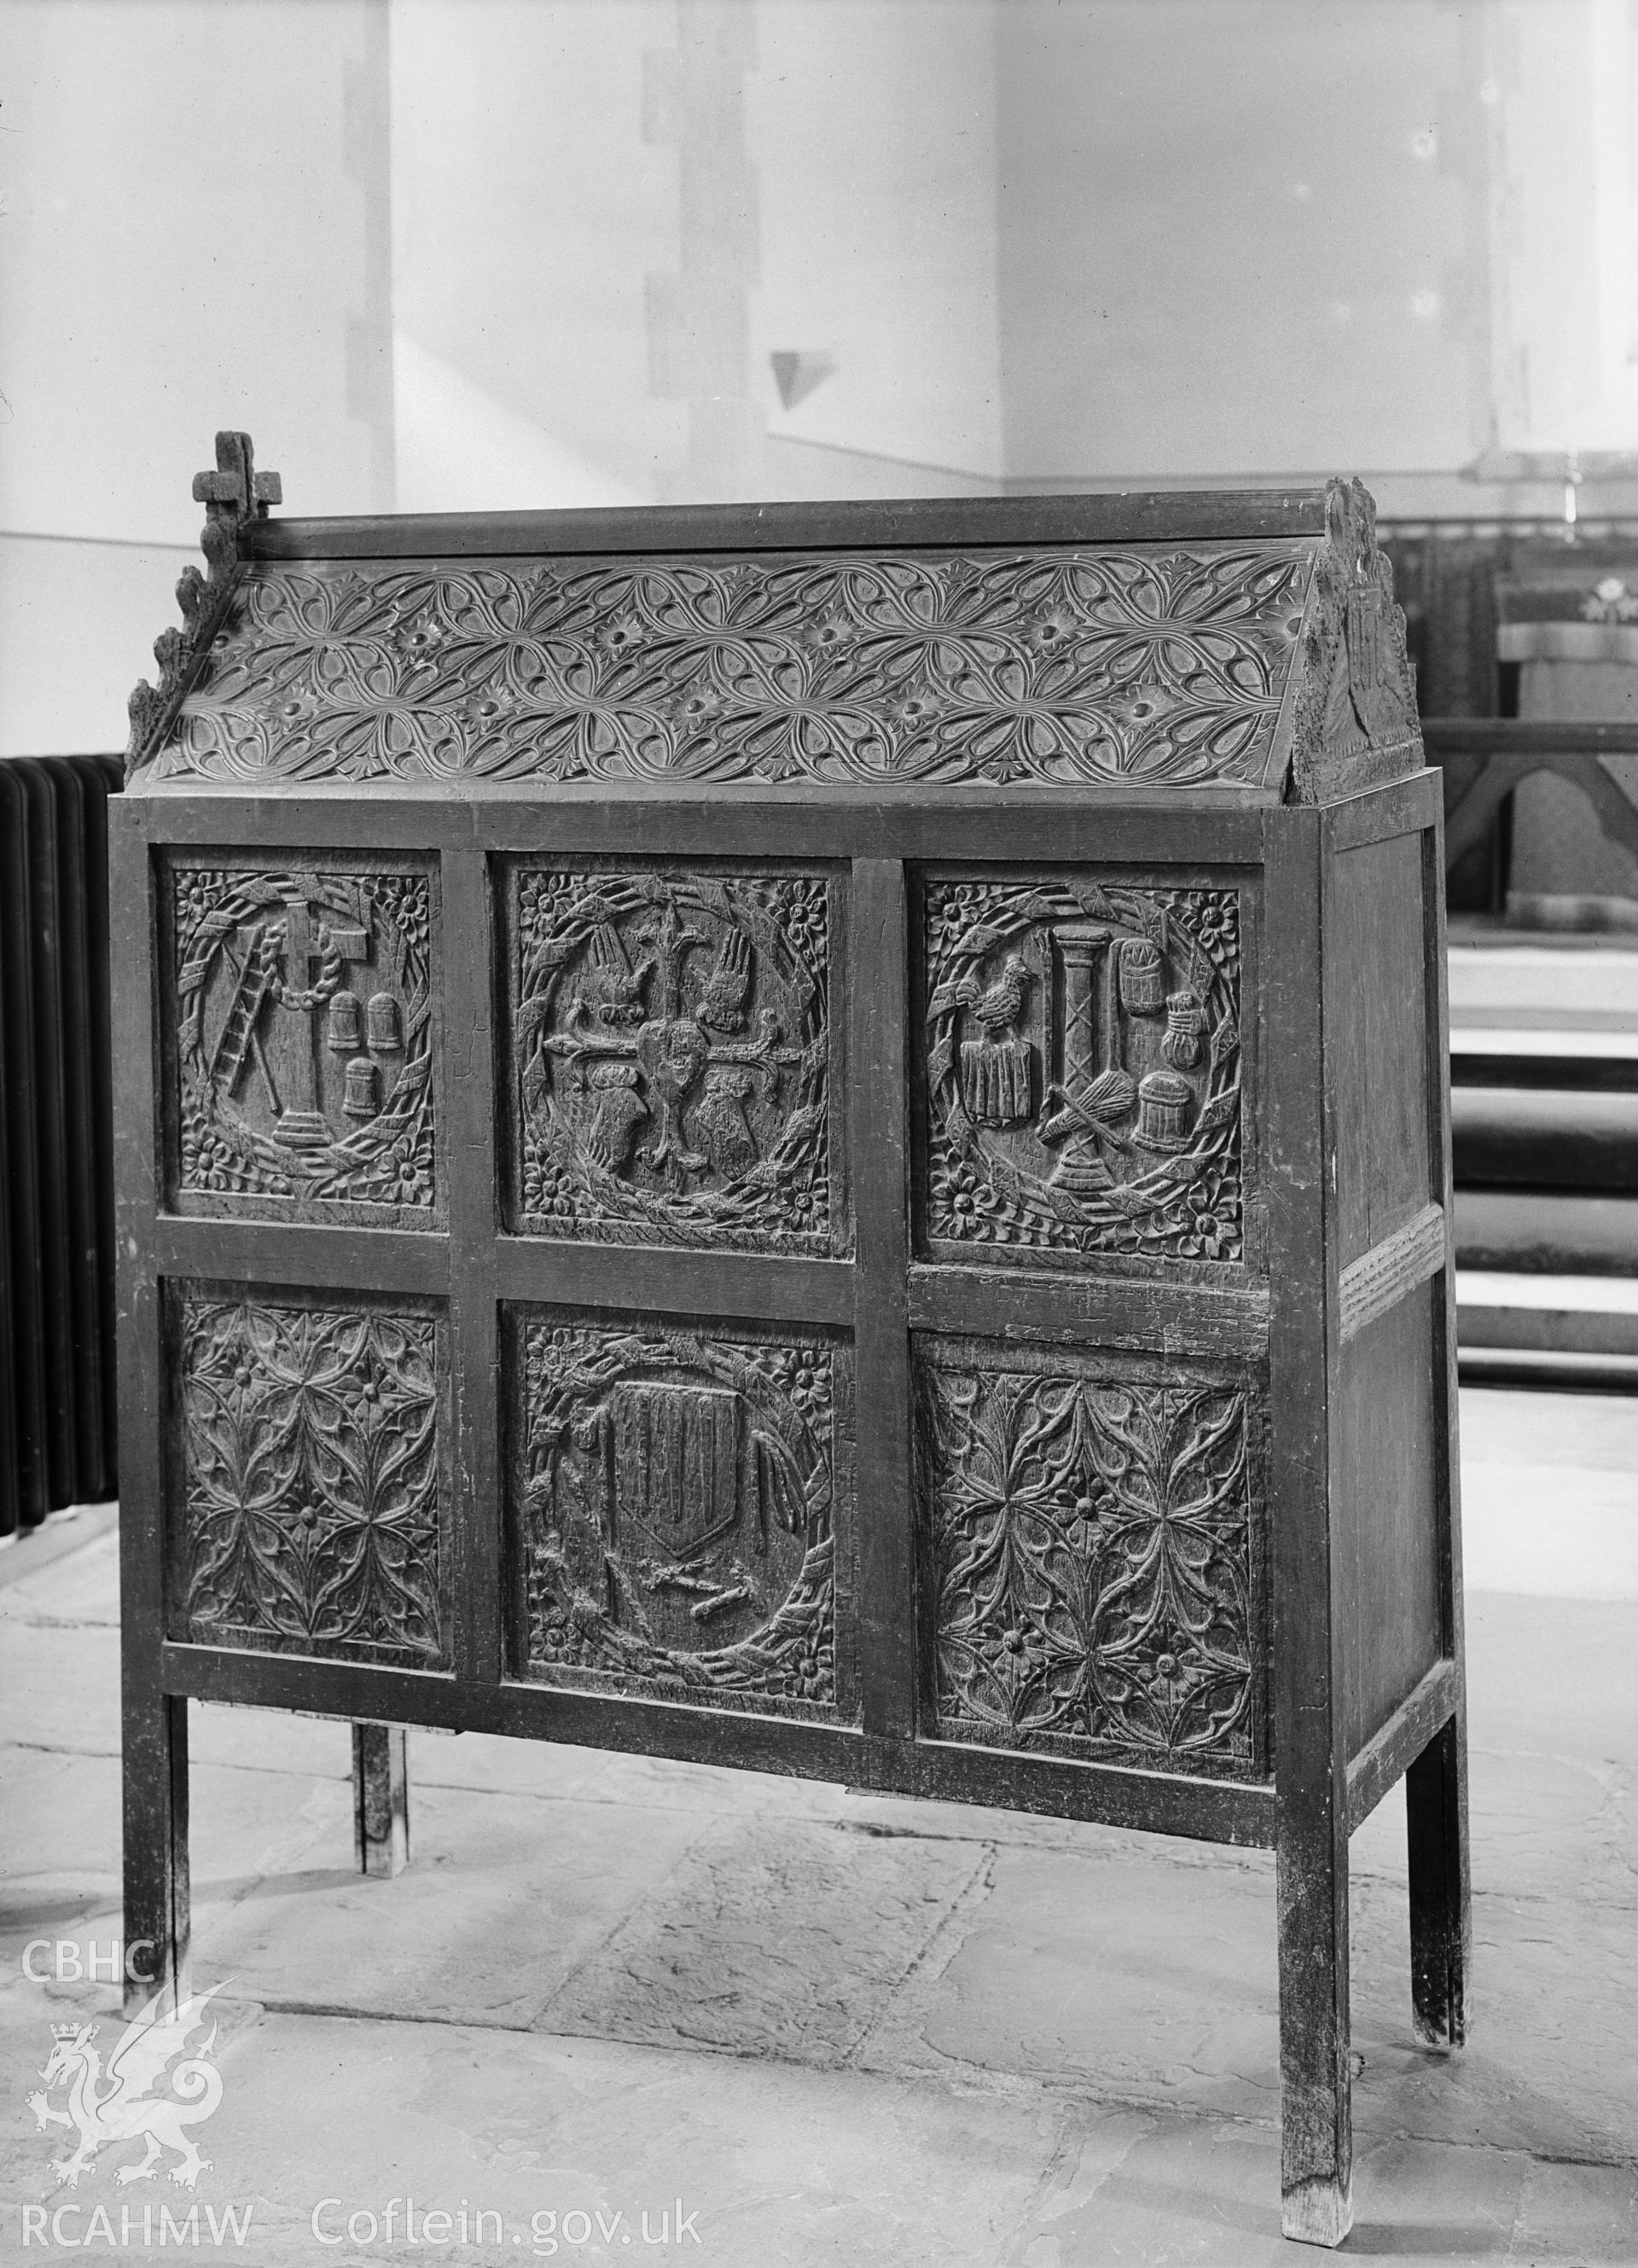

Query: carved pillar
left=1050, top=923, right=1111, bottom=1189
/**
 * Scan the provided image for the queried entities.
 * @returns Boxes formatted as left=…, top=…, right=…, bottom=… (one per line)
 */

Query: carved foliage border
left=147, top=545, right=1311, bottom=790
left=923, top=878, right=1244, bottom=1264
left=171, top=1289, right=447, bottom=1668
left=512, top=1313, right=851, bottom=1722
left=917, top=1345, right=1263, bottom=1777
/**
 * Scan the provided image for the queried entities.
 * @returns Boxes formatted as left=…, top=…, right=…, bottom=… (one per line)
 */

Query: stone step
left=1454, top=1189, right=1638, bottom=1276
left=1453, top=1086, right=1638, bottom=1188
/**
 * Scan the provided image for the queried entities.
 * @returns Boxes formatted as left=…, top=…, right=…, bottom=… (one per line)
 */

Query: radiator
left=0, top=756, right=123, bottom=1535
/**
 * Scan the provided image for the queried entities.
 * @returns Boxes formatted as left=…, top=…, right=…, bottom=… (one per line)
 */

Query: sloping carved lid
left=126, top=436, right=1421, bottom=804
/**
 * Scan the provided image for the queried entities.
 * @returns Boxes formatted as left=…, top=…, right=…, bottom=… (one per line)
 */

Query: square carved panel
left=170, top=1288, right=448, bottom=1668
left=165, top=856, right=439, bottom=1227
left=916, top=1339, right=1263, bottom=1777
left=505, top=865, right=844, bottom=1253
left=921, top=875, right=1244, bottom=1266
left=509, top=1310, right=855, bottom=1722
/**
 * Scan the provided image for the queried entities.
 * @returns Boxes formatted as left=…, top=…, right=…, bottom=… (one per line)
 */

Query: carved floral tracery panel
left=514, top=1316, right=850, bottom=1719
left=169, top=859, right=435, bottom=1222
left=511, top=868, right=837, bottom=1253
left=148, top=547, right=1311, bottom=789
left=923, top=877, right=1243, bottom=1264
left=918, top=1346, right=1259, bottom=1776
left=173, top=1294, right=445, bottom=1667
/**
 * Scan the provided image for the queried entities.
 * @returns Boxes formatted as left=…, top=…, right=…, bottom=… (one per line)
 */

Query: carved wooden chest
left=115, top=438, right=1469, bottom=2248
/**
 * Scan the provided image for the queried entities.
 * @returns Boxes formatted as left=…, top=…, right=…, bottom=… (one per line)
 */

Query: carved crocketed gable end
left=125, top=432, right=282, bottom=780
left=124, top=452, right=1420, bottom=803
left=1285, top=477, right=1422, bottom=803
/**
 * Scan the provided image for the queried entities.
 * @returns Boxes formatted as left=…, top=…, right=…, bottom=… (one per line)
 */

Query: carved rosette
left=923, top=879, right=1242, bottom=1264
left=170, top=862, right=435, bottom=1223
left=173, top=1294, right=445, bottom=1666
left=143, top=546, right=1310, bottom=790
left=514, top=1317, right=849, bottom=1719
left=511, top=869, right=835, bottom=1253
left=917, top=1346, right=1258, bottom=1775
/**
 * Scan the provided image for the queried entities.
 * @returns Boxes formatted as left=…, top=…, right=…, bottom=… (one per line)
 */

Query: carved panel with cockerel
left=922, top=876, right=1245, bottom=1267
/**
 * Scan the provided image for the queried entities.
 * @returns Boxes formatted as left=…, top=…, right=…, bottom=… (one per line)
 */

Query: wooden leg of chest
left=1275, top=1776, right=1354, bottom=2247
left=1407, top=1710, right=1471, bottom=2045
left=122, top=1690, right=190, bottom=2020
left=353, top=1723, right=411, bottom=1877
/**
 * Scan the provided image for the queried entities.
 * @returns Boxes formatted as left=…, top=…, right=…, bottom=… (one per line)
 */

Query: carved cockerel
left=955, top=951, right=1032, bottom=1035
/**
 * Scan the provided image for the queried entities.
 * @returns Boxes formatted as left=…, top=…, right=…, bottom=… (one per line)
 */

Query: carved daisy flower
left=668, top=681, right=729, bottom=736
left=459, top=688, right=520, bottom=739
left=992, top=1623, right=1048, bottom=1685
left=932, top=1160, right=998, bottom=1237
left=883, top=689, right=943, bottom=734
left=926, top=881, right=985, bottom=957
left=595, top=611, right=646, bottom=660
left=798, top=610, right=854, bottom=659
left=1030, top=601, right=1080, bottom=655
left=1171, top=1165, right=1233, bottom=1259
left=1190, top=893, right=1239, bottom=968
left=398, top=618, right=450, bottom=660
left=1051, top=1474, right=1107, bottom=1548
left=783, top=1183, right=821, bottom=1228
left=781, top=883, right=828, bottom=959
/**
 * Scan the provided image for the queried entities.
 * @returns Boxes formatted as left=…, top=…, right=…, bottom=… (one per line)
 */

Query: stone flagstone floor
left=1, top=1387, right=1635, bottom=2265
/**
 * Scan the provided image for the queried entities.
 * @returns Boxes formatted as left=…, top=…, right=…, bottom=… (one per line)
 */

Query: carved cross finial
left=191, top=430, right=282, bottom=523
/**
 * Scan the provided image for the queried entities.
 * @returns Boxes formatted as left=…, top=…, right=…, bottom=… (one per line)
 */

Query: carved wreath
left=173, top=868, right=433, bottom=1209
left=926, top=882, right=1241, bottom=1259
left=515, top=873, right=831, bottom=1250
left=520, top=1325, right=836, bottom=1709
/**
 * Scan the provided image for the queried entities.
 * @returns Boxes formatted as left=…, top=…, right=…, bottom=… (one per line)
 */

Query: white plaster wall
left=0, top=0, right=388, bottom=548
left=2, top=0, right=1633, bottom=755
left=1494, top=0, right=1638, bottom=459
left=995, top=0, right=1476, bottom=482
left=750, top=0, right=1002, bottom=483
left=387, top=0, right=686, bottom=510
left=0, top=0, right=388, bottom=753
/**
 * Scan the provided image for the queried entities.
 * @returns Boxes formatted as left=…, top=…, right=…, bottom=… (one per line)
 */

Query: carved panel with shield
left=510, top=1311, right=854, bottom=1721
left=916, top=1338, right=1263, bottom=1777
left=921, top=876, right=1244, bottom=1265
left=508, top=865, right=842, bottom=1253
left=170, top=1288, right=448, bottom=1668
left=165, top=855, right=438, bottom=1226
